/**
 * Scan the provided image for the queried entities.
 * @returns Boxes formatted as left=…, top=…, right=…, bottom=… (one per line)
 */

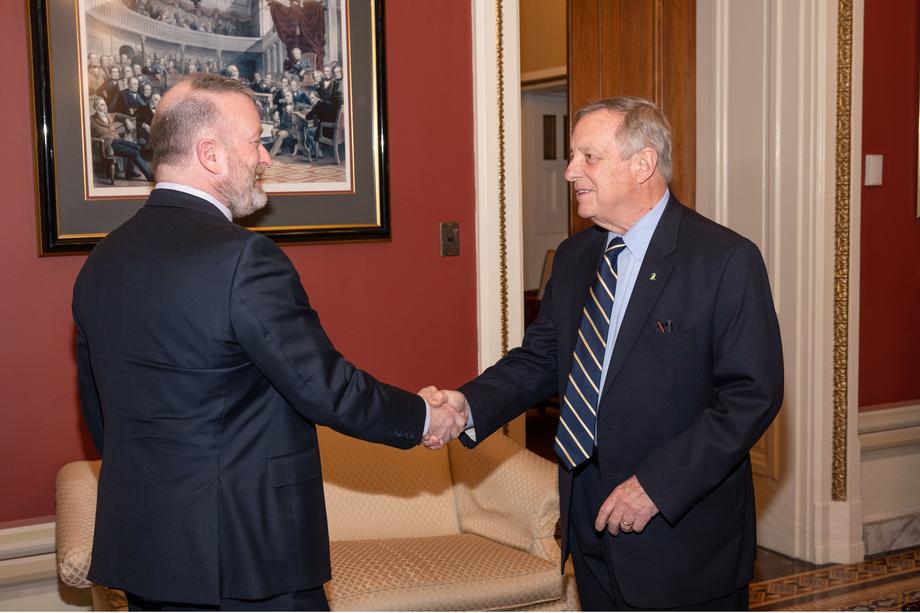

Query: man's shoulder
left=676, top=205, right=761, bottom=255
left=81, top=203, right=264, bottom=285
left=666, top=204, right=767, bottom=277
left=124, top=193, right=254, bottom=243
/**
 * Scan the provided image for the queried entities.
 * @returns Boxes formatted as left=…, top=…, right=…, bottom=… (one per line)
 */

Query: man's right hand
left=417, top=387, right=471, bottom=449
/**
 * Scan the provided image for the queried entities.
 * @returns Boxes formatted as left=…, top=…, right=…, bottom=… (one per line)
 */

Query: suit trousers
left=568, top=459, right=749, bottom=611
left=125, top=587, right=329, bottom=611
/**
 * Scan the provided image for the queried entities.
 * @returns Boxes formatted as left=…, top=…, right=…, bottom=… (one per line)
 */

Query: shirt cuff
left=422, top=400, right=431, bottom=440
left=464, top=407, right=477, bottom=442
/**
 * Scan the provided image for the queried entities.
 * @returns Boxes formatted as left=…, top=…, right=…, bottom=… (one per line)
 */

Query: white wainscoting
left=859, top=403, right=920, bottom=554
left=0, top=521, right=91, bottom=610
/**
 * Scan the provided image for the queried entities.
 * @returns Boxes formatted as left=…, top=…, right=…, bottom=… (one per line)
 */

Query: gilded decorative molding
left=832, top=0, right=852, bottom=502
left=495, top=0, right=510, bottom=436
left=496, top=0, right=509, bottom=356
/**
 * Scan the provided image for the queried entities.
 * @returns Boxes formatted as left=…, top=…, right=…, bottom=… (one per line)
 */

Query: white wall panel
left=698, top=0, right=866, bottom=563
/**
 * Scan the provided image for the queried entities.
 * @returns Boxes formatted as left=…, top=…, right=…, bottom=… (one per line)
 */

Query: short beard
left=226, top=183, right=267, bottom=219
left=218, top=162, right=268, bottom=220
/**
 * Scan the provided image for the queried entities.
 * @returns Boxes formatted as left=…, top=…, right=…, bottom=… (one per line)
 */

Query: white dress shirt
left=154, top=182, right=233, bottom=221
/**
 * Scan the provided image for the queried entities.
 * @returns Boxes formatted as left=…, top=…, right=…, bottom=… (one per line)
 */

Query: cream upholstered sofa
left=56, top=428, right=578, bottom=611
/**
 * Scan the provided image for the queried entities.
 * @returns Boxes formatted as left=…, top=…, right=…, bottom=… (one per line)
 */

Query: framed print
left=28, top=0, right=389, bottom=255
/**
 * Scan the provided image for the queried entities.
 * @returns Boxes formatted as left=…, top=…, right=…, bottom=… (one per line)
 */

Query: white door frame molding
left=697, top=0, right=864, bottom=563
left=471, top=0, right=525, bottom=442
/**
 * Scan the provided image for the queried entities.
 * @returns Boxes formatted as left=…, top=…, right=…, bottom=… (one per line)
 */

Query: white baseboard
left=859, top=403, right=920, bottom=452
left=859, top=404, right=920, bottom=555
left=0, top=521, right=54, bottom=561
left=817, top=540, right=867, bottom=564
left=815, top=500, right=866, bottom=564
left=863, top=509, right=920, bottom=556
left=0, top=520, right=92, bottom=610
left=864, top=504, right=920, bottom=525
left=0, top=577, right=92, bottom=611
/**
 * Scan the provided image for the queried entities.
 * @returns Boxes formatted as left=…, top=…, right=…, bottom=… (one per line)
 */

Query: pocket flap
left=267, top=448, right=321, bottom=487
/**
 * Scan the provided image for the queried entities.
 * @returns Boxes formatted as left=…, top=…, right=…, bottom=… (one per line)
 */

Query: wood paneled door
left=567, top=0, right=696, bottom=234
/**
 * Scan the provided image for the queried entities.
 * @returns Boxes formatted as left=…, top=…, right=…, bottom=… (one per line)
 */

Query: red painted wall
left=859, top=0, right=920, bottom=408
left=0, top=1, right=478, bottom=523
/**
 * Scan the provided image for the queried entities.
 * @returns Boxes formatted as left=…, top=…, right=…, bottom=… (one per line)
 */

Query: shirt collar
left=609, top=189, right=670, bottom=260
left=154, top=182, right=233, bottom=222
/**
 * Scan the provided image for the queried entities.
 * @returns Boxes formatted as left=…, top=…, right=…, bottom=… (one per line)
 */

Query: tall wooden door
left=568, top=0, right=696, bottom=234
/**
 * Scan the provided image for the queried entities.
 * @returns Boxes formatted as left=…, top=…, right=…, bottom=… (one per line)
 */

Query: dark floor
left=523, top=407, right=920, bottom=611
left=753, top=547, right=826, bottom=583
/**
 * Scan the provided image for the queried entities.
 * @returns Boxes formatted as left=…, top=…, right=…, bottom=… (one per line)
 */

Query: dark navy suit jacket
left=73, top=189, right=425, bottom=604
left=459, top=196, right=783, bottom=608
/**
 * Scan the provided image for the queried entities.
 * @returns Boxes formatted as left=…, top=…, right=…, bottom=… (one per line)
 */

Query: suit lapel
left=600, top=197, right=683, bottom=398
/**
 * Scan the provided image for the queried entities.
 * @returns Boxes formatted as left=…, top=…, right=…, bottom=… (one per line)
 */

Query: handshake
left=417, top=386, right=470, bottom=450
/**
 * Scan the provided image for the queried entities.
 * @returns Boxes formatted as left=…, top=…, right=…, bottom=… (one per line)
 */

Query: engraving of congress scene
left=80, top=0, right=350, bottom=197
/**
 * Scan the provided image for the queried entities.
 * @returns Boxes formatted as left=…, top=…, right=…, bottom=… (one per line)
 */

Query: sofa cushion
left=448, top=435, right=559, bottom=559
left=325, top=534, right=562, bottom=611
left=319, top=427, right=460, bottom=540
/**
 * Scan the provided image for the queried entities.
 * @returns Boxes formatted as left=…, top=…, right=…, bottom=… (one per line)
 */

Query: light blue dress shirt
left=598, top=189, right=669, bottom=397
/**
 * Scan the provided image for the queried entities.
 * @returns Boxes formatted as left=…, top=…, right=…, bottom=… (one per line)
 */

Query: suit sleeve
left=635, top=241, right=784, bottom=523
left=73, top=303, right=104, bottom=456
left=458, top=265, right=561, bottom=446
left=229, top=233, right=426, bottom=449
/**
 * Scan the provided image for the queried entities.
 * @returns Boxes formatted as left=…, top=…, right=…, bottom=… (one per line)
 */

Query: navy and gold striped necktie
left=554, top=237, right=626, bottom=469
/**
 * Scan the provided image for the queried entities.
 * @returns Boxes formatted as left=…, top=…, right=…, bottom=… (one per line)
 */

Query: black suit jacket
left=113, top=88, right=144, bottom=115
left=73, top=189, right=425, bottom=605
left=95, top=79, right=120, bottom=109
left=459, top=196, right=783, bottom=608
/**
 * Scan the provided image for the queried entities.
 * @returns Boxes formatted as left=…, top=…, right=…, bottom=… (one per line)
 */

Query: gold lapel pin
left=649, top=273, right=657, bottom=281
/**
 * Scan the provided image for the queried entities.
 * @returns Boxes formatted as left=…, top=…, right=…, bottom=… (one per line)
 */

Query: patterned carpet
left=750, top=547, right=920, bottom=610
left=261, top=152, right=346, bottom=187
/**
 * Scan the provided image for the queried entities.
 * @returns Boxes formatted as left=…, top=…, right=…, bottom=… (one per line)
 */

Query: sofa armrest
left=447, top=435, right=560, bottom=563
left=55, top=460, right=100, bottom=589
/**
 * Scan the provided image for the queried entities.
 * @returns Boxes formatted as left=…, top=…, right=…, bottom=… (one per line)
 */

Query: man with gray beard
left=72, top=73, right=467, bottom=610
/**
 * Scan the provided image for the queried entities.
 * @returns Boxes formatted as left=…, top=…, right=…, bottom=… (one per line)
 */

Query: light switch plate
left=865, top=154, right=883, bottom=186
left=440, top=222, right=460, bottom=257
